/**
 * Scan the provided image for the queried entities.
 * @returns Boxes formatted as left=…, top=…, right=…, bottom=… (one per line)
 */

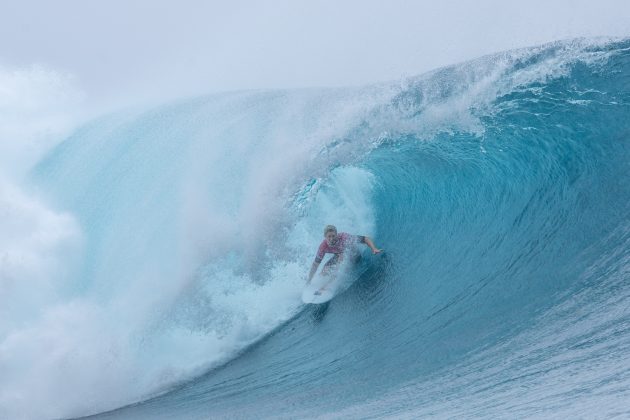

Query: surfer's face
left=325, top=231, right=337, bottom=246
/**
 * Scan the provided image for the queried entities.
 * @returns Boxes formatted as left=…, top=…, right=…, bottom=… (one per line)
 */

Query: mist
left=1, top=0, right=629, bottom=107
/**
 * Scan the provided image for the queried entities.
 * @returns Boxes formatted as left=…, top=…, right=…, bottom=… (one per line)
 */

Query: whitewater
left=0, top=38, right=629, bottom=419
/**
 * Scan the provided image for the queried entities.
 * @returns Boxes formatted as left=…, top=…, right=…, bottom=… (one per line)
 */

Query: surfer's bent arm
left=361, top=236, right=382, bottom=254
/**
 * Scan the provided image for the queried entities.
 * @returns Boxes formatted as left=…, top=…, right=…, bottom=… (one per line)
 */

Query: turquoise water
left=7, top=39, right=630, bottom=419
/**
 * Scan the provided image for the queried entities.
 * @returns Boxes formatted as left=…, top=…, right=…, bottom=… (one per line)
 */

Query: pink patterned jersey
left=314, top=233, right=365, bottom=263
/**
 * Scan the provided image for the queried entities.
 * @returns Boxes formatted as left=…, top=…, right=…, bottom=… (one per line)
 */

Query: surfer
left=306, top=225, right=381, bottom=285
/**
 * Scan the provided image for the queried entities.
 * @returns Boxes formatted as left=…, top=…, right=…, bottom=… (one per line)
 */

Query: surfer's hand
left=373, top=248, right=382, bottom=254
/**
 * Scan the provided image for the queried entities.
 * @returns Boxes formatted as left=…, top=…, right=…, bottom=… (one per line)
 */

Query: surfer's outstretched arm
left=363, top=236, right=382, bottom=254
left=307, top=260, right=320, bottom=284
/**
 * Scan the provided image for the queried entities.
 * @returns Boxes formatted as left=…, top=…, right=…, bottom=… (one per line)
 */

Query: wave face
left=2, top=39, right=629, bottom=419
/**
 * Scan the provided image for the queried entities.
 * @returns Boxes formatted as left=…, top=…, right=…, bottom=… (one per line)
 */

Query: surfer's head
left=324, top=225, right=337, bottom=245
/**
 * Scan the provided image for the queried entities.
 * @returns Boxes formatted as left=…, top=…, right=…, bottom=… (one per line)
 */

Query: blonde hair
left=324, top=225, right=337, bottom=235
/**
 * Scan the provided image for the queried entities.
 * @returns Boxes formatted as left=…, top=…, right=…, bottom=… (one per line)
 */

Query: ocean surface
left=1, top=38, right=629, bottom=419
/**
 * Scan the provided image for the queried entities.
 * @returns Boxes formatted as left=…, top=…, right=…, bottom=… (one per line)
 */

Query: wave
left=1, top=38, right=628, bottom=419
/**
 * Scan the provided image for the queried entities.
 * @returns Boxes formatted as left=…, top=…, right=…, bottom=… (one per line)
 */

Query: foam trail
left=0, top=64, right=86, bottom=419
left=0, top=64, right=82, bottom=329
left=1, top=81, right=386, bottom=417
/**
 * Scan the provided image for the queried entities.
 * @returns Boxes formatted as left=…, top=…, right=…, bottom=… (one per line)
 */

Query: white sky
left=1, top=0, right=629, bottom=104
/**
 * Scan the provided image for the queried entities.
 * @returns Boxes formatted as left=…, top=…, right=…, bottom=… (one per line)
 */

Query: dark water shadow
left=351, top=252, right=393, bottom=300
left=309, top=301, right=331, bottom=322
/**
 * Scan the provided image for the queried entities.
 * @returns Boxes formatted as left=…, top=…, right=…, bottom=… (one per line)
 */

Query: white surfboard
left=302, top=273, right=340, bottom=304
left=301, top=251, right=377, bottom=304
